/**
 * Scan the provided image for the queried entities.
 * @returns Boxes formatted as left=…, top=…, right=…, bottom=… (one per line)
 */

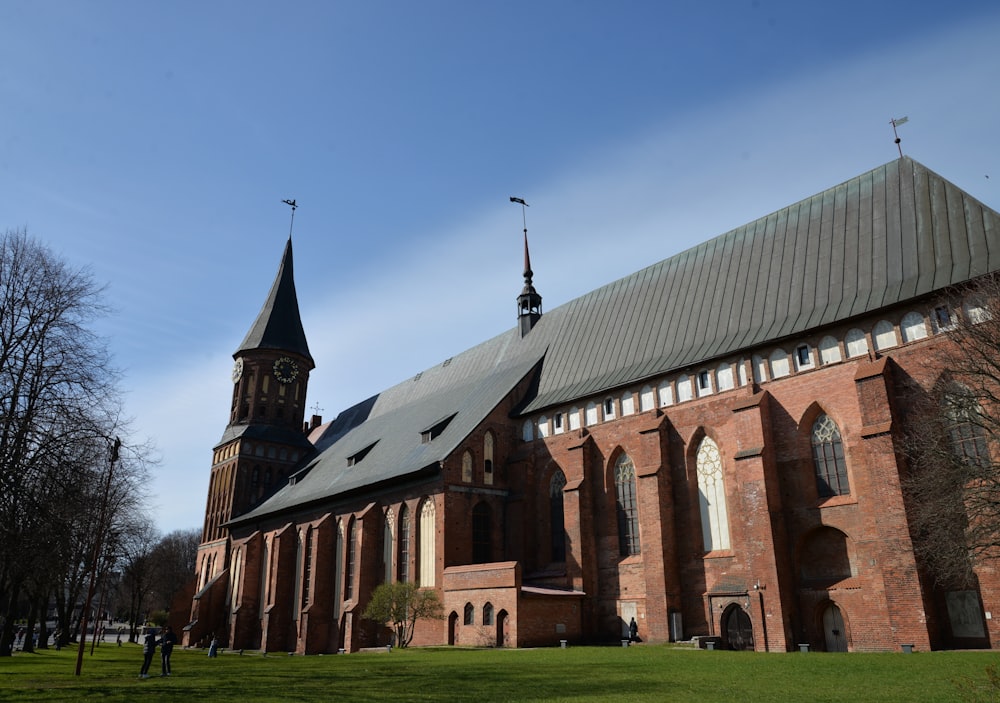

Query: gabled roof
left=520, top=157, right=1000, bottom=411
left=236, top=238, right=313, bottom=364
left=232, top=157, right=1000, bottom=524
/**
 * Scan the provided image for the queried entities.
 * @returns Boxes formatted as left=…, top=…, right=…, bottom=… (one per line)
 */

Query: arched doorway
left=448, top=611, right=458, bottom=645
left=822, top=603, right=848, bottom=652
left=722, top=605, right=754, bottom=650
left=497, top=610, right=508, bottom=648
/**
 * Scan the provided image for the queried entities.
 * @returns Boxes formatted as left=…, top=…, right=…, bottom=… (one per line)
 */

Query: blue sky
left=3, top=1, right=999, bottom=534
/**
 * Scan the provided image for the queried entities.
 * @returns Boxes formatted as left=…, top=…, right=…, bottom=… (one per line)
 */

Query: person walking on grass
left=159, top=625, right=178, bottom=676
left=139, top=629, right=158, bottom=679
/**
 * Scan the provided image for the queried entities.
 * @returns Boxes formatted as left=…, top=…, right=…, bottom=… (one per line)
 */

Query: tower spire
left=510, top=196, right=542, bottom=337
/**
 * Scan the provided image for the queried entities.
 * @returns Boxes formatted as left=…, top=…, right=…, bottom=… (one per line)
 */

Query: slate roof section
left=231, top=157, right=1000, bottom=524
left=231, top=334, right=546, bottom=524
left=520, top=157, right=999, bottom=412
left=236, top=237, right=314, bottom=365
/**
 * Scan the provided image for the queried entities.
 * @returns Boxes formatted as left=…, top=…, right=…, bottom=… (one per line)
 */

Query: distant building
left=185, top=157, right=1000, bottom=652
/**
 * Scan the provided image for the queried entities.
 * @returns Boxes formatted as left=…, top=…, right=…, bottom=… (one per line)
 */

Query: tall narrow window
left=484, top=432, right=495, bottom=486
left=462, top=450, right=473, bottom=483
left=812, top=414, right=850, bottom=497
left=398, top=506, right=410, bottom=583
left=550, top=470, right=567, bottom=562
left=333, top=522, right=343, bottom=618
left=230, top=548, right=243, bottom=613
left=472, top=502, right=492, bottom=563
left=293, top=531, right=304, bottom=621
left=615, top=454, right=640, bottom=556
left=301, top=528, right=313, bottom=611
left=483, top=602, right=494, bottom=626
left=383, top=509, right=395, bottom=583
left=259, top=537, right=271, bottom=619
left=345, top=518, right=357, bottom=600
left=945, top=390, right=991, bottom=467
left=697, top=437, right=731, bottom=551
left=464, top=602, right=474, bottom=626
left=418, top=499, right=436, bottom=587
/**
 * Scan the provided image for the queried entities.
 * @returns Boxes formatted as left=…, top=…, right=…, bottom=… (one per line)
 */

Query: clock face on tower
left=231, top=357, right=244, bottom=383
left=273, top=356, right=299, bottom=384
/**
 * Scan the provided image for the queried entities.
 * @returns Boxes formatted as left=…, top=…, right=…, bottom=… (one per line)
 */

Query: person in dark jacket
left=139, top=630, right=158, bottom=678
left=158, top=625, right=178, bottom=676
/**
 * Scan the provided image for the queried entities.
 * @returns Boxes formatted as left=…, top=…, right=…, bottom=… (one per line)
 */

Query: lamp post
left=75, top=437, right=120, bottom=676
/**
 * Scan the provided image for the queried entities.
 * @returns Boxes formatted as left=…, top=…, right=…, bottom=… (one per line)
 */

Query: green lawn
left=1, top=643, right=997, bottom=702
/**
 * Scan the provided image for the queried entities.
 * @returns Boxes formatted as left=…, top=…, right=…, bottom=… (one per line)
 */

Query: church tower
left=201, top=237, right=316, bottom=545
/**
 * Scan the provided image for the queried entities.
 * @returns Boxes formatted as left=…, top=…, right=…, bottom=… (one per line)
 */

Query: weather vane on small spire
left=510, top=196, right=529, bottom=238
left=282, top=199, right=297, bottom=239
left=890, top=117, right=909, bottom=159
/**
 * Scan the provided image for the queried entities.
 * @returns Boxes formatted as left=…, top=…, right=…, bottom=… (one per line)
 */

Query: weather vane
left=282, top=199, right=297, bottom=238
left=510, top=196, right=529, bottom=238
left=890, top=117, right=909, bottom=159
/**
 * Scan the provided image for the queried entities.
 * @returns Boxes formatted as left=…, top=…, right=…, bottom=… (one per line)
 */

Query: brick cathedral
left=184, top=157, right=1000, bottom=652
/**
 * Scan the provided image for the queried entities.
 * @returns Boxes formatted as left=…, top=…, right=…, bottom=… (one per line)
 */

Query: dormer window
left=347, top=442, right=378, bottom=467
left=421, top=414, right=456, bottom=443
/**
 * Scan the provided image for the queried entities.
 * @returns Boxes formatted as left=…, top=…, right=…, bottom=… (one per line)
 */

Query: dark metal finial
left=282, top=199, right=298, bottom=239
left=890, top=117, right=908, bottom=159
left=510, top=196, right=531, bottom=276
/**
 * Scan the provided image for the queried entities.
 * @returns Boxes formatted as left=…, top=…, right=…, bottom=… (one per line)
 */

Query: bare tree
left=146, top=528, right=200, bottom=616
left=117, top=519, right=160, bottom=642
left=901, top=273, right=1000, bottom=588
left=0, top=229, right=145, bottom=656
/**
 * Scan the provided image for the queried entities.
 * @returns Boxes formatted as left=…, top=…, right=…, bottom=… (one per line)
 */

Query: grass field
left=1, top=643, right=997, bottom=702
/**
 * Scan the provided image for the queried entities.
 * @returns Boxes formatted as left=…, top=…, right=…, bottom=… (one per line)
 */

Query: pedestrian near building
left=139, top=630, right=157, bottom=679
left=208, top=634, right=219, bottom=658
left=159, top=626, right=177, bottom=676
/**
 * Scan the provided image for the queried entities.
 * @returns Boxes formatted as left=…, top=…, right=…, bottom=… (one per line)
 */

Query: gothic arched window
left=398, top=505, right=410, bottom=583
left=383, top=508, right=395, bottom=583
left=615, top=454, right=640, bottom=556
left=697, top=437, right=731, bottom=551
left=484, top=432, right=495, bottom=486
left=550, top=470, right=567, bottom=563
left=345, top=518, right=357, bottom=600
left=462, top=450, right=473, bottom=483
left=418, top=499, right=436, bottom=587
left=945, top=389, right=991, bottom=467
left=812, top=414, right=850, bottom=497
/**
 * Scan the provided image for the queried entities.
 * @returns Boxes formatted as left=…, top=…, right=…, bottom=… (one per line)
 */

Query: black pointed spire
left=236, top=237, right=313, bottom=364
left=517, top=230, right=542, bottom=337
